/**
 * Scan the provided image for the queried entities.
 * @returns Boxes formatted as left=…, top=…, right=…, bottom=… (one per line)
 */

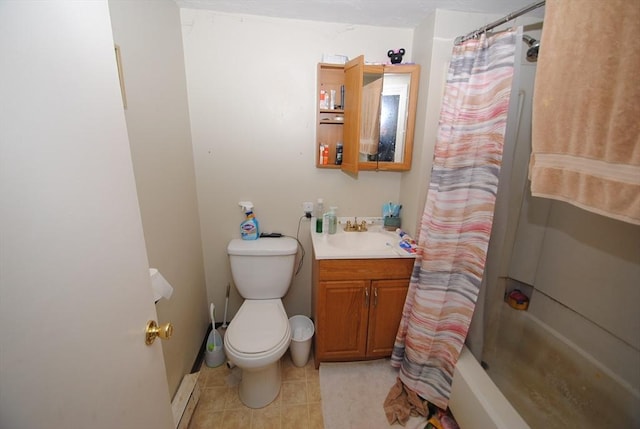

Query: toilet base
left=238, top=360, right=281, bottom=408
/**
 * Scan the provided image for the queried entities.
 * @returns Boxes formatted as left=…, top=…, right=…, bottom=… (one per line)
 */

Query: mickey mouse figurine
left=387, top=48, right=405, bottom=64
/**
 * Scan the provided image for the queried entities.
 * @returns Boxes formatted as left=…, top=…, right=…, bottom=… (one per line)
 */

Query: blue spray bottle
left=239, top=201, right=259, bottom=240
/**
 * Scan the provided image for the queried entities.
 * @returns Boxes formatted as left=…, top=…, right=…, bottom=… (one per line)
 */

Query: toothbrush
left=386, top=242, right=404, bottom=256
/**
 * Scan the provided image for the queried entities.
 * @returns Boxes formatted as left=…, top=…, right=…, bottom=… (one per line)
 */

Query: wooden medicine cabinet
left=316, top=56, right=420, bottom=173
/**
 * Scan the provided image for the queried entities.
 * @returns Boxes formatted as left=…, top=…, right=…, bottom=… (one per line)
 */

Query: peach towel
left=530, top=0, right=640, bottom=225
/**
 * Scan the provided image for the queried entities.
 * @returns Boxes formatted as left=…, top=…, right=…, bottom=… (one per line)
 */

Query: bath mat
left=319, top=359, right=427, bottom=429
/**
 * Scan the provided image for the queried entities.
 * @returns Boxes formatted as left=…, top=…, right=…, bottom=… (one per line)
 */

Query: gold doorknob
left=145, top=320, right=174, bottom=345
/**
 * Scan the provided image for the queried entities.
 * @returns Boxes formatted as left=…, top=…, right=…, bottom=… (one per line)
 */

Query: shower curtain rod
left=454, top=0, right=545, bottom=45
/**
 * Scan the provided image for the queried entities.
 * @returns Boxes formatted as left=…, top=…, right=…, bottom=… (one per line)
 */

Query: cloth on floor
left=384, top=377, right=430, bottom=426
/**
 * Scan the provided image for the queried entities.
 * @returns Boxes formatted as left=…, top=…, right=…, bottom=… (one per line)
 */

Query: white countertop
left=310, top=218, right=417, bottom=260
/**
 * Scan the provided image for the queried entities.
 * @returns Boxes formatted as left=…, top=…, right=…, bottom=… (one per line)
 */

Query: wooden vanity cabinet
left=312, top=258, right=413, bottom=368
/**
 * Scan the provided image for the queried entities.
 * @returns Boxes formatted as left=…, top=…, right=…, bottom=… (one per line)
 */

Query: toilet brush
left=206, top=304, right=225, bottom=367
left=209, top=303, right=216, bottom=351
left=222, top=283, right=230, bottom=329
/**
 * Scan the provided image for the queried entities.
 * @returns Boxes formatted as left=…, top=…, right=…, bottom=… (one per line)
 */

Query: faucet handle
left=359, top=220, right=368, bottom=231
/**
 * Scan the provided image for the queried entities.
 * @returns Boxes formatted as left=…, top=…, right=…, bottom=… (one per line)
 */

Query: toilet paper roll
left=149, top=268, right=174, bottom=302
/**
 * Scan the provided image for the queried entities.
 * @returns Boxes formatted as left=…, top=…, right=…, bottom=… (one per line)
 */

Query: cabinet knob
left=373, top=287, right=378, bottom=306
left=364, top=288, right=370, bottom=306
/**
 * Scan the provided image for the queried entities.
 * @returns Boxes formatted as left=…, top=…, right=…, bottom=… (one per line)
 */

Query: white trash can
left=288, top=315, right=314, bottom=367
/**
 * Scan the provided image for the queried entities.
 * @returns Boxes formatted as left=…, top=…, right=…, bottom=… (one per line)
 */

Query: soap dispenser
left=315, top=198, right=324, bottom=233
left=328, top=207, right=338, bottom=234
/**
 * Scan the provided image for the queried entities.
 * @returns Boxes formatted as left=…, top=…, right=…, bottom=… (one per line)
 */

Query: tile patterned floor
left=188, top=351, right=324, bottom=429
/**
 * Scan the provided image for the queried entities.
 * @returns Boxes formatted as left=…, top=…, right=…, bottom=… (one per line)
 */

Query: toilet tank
left=227, top=237, right=298, bottom=299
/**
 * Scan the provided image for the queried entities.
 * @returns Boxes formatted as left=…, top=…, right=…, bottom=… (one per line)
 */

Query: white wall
left=109, top=0, right=209, bottom=397
left=398, top=12, right=436, bottom=237
left=180, top=9, right=413, bottom=319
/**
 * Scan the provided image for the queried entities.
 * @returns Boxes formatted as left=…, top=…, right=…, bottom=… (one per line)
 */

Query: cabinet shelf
left=316, top=63, right=345, bottom=168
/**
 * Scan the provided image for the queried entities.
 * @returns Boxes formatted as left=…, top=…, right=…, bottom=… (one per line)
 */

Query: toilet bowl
left=224, top=299, right=291, bottom=408
left=225, top=237, right=298, bottom=409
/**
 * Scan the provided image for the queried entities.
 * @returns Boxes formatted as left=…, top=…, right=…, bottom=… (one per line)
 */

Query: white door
left=0, top=2, right=174, bottom=429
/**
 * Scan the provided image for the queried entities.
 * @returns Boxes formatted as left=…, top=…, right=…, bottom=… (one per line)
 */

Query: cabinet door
left=343, top=56, right=420, bottom=173
left=317, top=280, right=369, bottom=360
left=342, top=56, right=364, bottom=174
left=366, top=279, right=409, bottom=357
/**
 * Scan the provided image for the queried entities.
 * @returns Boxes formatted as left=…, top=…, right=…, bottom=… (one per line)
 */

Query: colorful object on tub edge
left=507, top=289, right=529, bottom=310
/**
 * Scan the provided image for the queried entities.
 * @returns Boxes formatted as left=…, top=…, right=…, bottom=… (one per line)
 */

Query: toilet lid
left=226, top=300, right=289, bottom=354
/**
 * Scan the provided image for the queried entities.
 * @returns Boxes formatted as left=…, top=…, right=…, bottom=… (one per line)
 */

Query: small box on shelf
left=317, top=143, right=341, bottom=168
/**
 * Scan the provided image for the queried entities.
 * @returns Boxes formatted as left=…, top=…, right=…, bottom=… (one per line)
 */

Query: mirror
left=379, top=73, right=411, bottom=163
left=359, top=70, right=383, bottom=161
left=358, top=71, right=413, bottom=165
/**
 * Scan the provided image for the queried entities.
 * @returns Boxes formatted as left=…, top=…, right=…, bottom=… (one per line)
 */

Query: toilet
left=225, top=237, right=298, bottom=408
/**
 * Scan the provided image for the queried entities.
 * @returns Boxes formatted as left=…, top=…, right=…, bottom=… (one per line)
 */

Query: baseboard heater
left=171, top=372, right=201, bottom=429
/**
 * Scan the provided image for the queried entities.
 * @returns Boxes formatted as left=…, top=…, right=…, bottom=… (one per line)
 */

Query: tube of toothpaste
left=396, top=228, right=417, bottom=253
left=399, top=240, right=417, bottom=253
left=396, top=228, right=416, bottom=244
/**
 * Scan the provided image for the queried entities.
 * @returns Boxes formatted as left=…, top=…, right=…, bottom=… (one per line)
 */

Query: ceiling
left=175, top=0, right=545, bottom=28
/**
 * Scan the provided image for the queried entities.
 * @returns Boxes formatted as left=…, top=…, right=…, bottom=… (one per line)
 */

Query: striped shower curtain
left=390, top=28, right=519, bottom=410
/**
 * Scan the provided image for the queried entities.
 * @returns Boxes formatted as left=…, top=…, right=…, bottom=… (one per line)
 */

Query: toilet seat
left=225, top=299, right=290, bottom=357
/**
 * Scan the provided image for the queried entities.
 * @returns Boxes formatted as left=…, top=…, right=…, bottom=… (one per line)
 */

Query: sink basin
left=311, top=223, right=416, bottom=260
left=324, top=228, right=393, bottom=250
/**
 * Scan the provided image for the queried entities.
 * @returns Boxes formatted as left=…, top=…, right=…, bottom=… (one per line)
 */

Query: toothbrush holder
left=383, top=216, right=401, bottom=231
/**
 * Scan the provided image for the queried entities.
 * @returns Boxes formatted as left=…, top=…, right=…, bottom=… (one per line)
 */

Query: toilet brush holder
left=205, top=329, right=225, bottom=368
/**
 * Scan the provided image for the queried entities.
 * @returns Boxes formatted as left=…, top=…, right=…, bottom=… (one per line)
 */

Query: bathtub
left=449, top=304, right=640, bottom=429
left=449, top=346, right=529, bottom=429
